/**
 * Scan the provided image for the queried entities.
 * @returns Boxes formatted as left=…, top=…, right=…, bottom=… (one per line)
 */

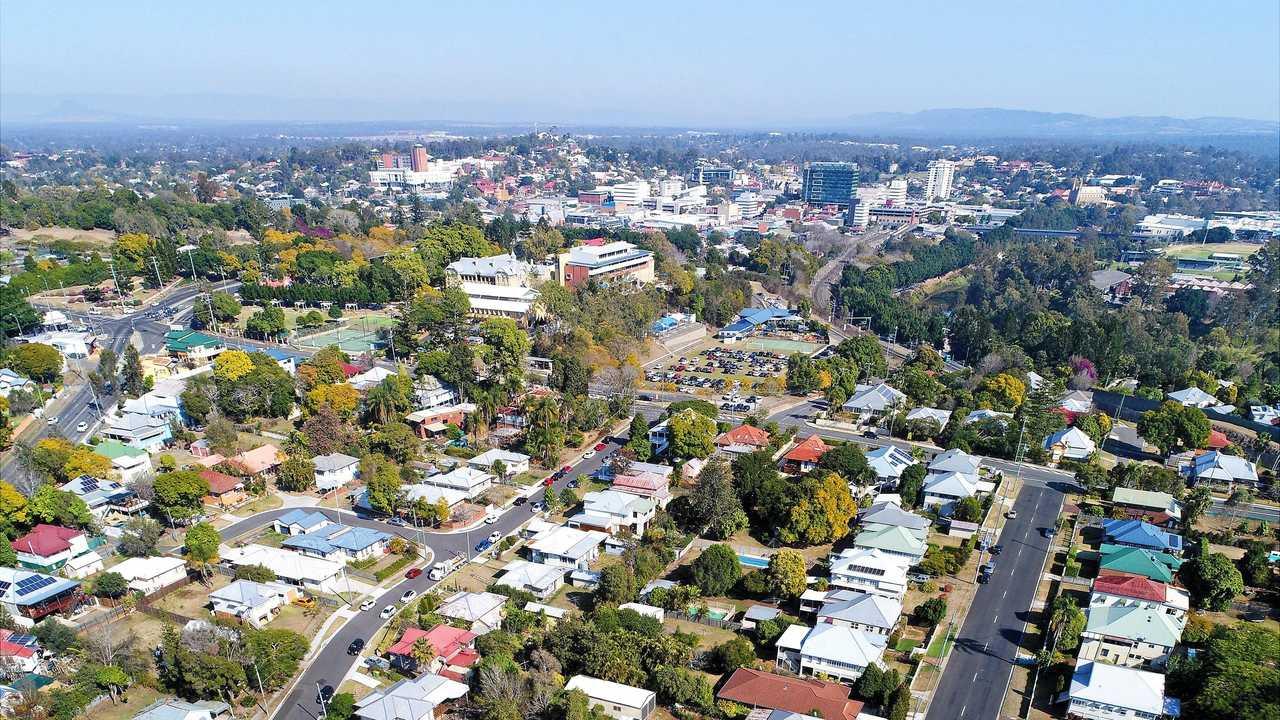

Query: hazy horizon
left=2, top=1, right=1278, bottom=127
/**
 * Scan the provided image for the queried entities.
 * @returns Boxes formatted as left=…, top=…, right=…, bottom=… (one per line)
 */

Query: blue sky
left=2, top=0, right=1277, bottom=124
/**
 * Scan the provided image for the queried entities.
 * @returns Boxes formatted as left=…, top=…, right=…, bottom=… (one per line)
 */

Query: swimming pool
left=738, top=553, right=770, bottom=569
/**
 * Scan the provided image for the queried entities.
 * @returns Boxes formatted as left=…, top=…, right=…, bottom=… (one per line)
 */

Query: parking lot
left=644, top=340, right=793, bottom=396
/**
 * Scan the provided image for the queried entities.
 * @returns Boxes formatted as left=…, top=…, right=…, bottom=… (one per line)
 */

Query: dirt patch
left=153, top=575, right=231, bottom=618
left=9, top=226, right=117, bottom=246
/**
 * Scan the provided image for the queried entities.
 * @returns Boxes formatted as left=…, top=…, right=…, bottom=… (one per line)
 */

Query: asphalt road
left=1207, top=496, right=1280, bottom=522
left=926, top=480, right=1065, bottom=720
left=267, top=434, right=625, bottom=720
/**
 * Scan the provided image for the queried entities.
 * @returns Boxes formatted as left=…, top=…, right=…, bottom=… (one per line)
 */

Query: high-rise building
left=410, top=145, right=430, bottom=172
left=925, top=160, right=956, bottom=201
left=887, top=180, right=908, bottom=205
left=802, top=162, right=859, bottom=207
left=690, top=162, right=736, bottom=186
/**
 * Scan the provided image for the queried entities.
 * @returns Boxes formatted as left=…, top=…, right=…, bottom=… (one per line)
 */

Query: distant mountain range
left=833, top=108, right=1279, bottom=139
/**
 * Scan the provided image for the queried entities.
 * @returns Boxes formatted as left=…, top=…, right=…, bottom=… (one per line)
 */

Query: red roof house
left=1206, top=430, right=1229, bottom=449
left=386, top=624, right=479, bottom=672
left=1092, top=572, right=1167, bottom=603
left=12, top=524, right=82, bottom=559
left=782, top=435, right=832, bottom=472
left=715, top=424, right=771, bottom=453
left=200, top=470, right=247, bottom=508
left=717, top=668, right=863, bottom=720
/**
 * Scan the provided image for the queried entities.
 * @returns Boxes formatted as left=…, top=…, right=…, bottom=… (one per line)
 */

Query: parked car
left=487, top=531, right=502, bottom=544
left=862, top=430, right=877, bottom=438
left=989, top=545, right=1004, bottom=555
left=380, top=605, right=396, bottom=618
left=46, top=416, right=58, bottom=425
left=483, top=514, right=498, bottom=525
left=531, top=501, right=545, bottom=512
left=317, top=684, right=335, bottom=705
left=388, top=517, right=409, bottom=527
left=543, top=476, right=554, bottom=487
left=908, top=572, right=932, bottom=583
left=513, top=496, right=528, bottom=506
left=474, top=538, right=494, bottom=553
left=561, top=465, right=572, bottom=473
left=347, top=638, right=365, bottom=655
left=404, top=567, right=422, bottom=579
left=359, top=598, right=376, bottom=611
left=1006, top=510, right=1018, bottom=519
left=582, top=450, right=595, bottom=459
left=594, top=442, right=606, bottom=451
left=400, top=589, right=418, bottom=604
left=566, top=479, right=579, bottom=489
left=1042, top=527, right=1056, bottom=539
left=75, top=421, right=88, bottom=432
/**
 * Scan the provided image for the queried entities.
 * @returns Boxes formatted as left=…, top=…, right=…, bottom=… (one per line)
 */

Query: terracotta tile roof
left=1093, top=572, right=1167, bottom=603
left=784, top=435, right=832, bottom=463
left=717, top=668, right=862, bottom=720
left=716, top=424, right=771, bottom=448
left=200, top=470, right=243, bottom=495
left=1206, top=430, right=1229, bottom=449
left=11, top=524, right=81, bottom=557
left=229, top=444, right=283, bottom=475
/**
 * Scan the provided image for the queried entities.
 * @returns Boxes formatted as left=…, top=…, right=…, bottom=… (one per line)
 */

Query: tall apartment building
left=887, top=179, right=908, bottom=205
left=925, top=160, right=956, bottom=201
left=556, top=241, right=655, bottom=288
left=410, top=145, right=430, bottom=172
left=802, top=162, right=859, bottom=207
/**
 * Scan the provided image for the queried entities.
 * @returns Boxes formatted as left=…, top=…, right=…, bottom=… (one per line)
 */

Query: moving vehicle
left=429, top=555, right=464, bottom=580
left=75, top=421, right=88, bottom=432
left=46, top=416, right=58, bottom=425
left=347, top=638, right=365, bottom=655
left=359, top=598, right=376, bottom=611
left=316, top=684, right=335, bottom=705
left=400, top=589, right=418, bottom=604
left=513, top=496, right=528, bottom=506
left=404, top=567, right=422, bottom=579
left=379, top=605, right=396, bottom=618
left=594, top=442, right=606, bottom=451
left=979, top=562, right=996, bottom=583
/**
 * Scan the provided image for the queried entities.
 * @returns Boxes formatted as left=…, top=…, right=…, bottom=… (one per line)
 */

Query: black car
left=317, top=683, right=335, bottom=705
left=989, top=544, right=1003, bottom=555
left=862, top=430, right=878, bottom=438
left=566, top=479, right=579, bottom=489
left=347, top=638, right=365, bottom=656
left=513, top=496, right=528, bottom=506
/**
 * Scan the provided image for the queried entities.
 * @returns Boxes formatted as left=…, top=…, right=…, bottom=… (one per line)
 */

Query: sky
left=2, top=0, right=1278, bottom=126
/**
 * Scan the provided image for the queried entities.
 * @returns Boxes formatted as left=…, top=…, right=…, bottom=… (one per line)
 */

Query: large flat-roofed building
left=802, top=162, right=858, bottom=207
left=556, top=241, right=655, bottom=288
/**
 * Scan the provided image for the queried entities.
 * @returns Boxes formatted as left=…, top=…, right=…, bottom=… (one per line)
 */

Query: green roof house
left=1098, top=545, right=1183, bottom=583
left=163, top=329, right=225, bottom=364
left=852, top=524, right=927, bottom=563
left=92, top=440, right=154, bottom=484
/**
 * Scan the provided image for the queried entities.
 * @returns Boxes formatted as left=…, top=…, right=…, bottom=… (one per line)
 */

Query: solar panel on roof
left=16, top=575, right=56, bottom=595
left=0, top=581, right=10, bottom=592
left=8, top=634, right=35, bottom=646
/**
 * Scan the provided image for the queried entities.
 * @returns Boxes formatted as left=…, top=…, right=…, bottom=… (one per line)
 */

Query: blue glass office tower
left=802, top=162, right=859, bottom=207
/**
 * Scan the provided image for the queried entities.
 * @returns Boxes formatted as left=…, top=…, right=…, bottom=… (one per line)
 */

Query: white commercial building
left=925, top=160, right=956, bottom=201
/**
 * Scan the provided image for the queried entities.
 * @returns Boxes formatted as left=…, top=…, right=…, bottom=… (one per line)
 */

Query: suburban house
left=963, top=408, right=1012, bottom=426
left=133, top=699, right=230, bottom=720
left=11, top=524, right=96, bottom=575
left=1190, top=451, right=1259, bottom=488
left=528, top=526, right=608, bottom=570
left=314, top=453, right=360, bottom=492
left=121, top=377, right=188, bottom=425
left=1089, top=268, right=1133, bottom=302
left=828, top=547, right=911, bottom=600
left=208, top=579, right=300, bottom=628
left=425, top=467, right=494, bottom=498
left=1044, top=426, right=1097, bottom=461
left=775, top=623, right=887, bottom=683
left=437, top=591, right=507, bottom=633
left=716, top=668, right=863, bottom=720
left=1079, top=605, right=1184, bottom=669
left=112, top=555, right=189, bottom=596
left=274, top=510, right=331, bottom=536
left=60, top=475, right=148, bottom=523
left=405, top=403, right=474, bottom=439
left=781, top=435, right=832, bottom=474
left=468, top=448, right=530, bottom=478
left=814, top=590, right=902, bottom=635
left=227, top=444, right=284, bottom=480
left=386, top=624, right=479, bottom=675
left=564, top=675, right=657, bottom=720
left=282, top=522, right=391, bottom=562
left=840, top=383, right=906, bottom=425
left=861, top=499, right=930, bottom=535
left=354, top=673, right=469, bottom=720
left=1090, top=573, right=1189, bottom=622
left=1098, top=545, right=1183, bottom=583
left=1067, top=661, right=1172, bottom=720
left=163, top=329, right=226, bottom=365
left=494, top=560, right=565, bottom=600
left=740, top=605, right=783, bottom=631
left=1166, top=386, right=1218, bottom=408
left=922, top=450, right=993, bottom=513
left=200, top=470, right=247, bottom=508
left=865, top=445, right=917, bottom=485
left=0, top=567, right=83, bottom=626
left=647, top=417, right=674, bottom=455
left=929, top=448, right=982, bottom=476
left=905, top=406, right=951, bottom=429
left=0, top=629, right=40, bottom=673
left=92, top=440, right=154, bottom=484
left=610, top=469, right=672, bottom=507
left=715, top=424, right=772, bottom=455
left=570, top=490, right=656, bottom=535
left=1058, top=389, right=1096, bottom=417
left=851, top=525, right=926, bottom=564
left=220, top=544, right=346, bottom=594
left=0, top=369, right=36, bottom=397
left=1111, top=488, right=1182, bottom=528
left=1102, top=519, right=1184, bottom=555
left=100, top=411, right=171, bottom=451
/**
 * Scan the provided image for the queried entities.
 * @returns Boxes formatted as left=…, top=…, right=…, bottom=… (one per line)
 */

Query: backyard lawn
left=92, top=684, right=166, bottom=720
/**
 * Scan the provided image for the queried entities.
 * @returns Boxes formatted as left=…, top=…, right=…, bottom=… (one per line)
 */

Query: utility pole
left=106, top=258, right=126, bottom=313
left=150, top=257, right=164, bottom=289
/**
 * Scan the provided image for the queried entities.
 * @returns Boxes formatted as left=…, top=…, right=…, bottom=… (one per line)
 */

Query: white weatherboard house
left=355, top=672, right=469, bottom=720
left=1067, top=661, right=1170, bottom=720
left=468, top=448, right=530, bottom=477
left=112, top=555, right=188, bottom=596
left=865, top=445, right=917, bottom=484
left=828, top=547, right=911, bottom=600
left=426, top=467, right=494, bottom=498
left=841, top=383, right=906, bottom=425
left=564, top=675, right=656, bottom=720
left=528, top=526, right=608, bottom=570
left=438, top=591, right=507, bottom=633
left=815, top=590, right=902, bottom=635
left=1044, top=426, right=1097, bottom=461
left=1191, top=451, right=1259, bottom=487
left=1078, top=605, right=1185, bottom=669
left=494, top=560, right=565, bottom=600
left=922, top=449, right=992, bottom=513
left=1166, top=386, right=1218, bottom=408
left=313, top=453, right=360, bottom=491
left=220, top=544, right=346, bottom=594
left=209, top=579, right=300, bottom=628
left=775, top=623, right=886, bottom=683
left=570, top=490, right=656, bottom=535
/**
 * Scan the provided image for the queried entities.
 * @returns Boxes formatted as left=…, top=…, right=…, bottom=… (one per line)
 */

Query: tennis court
left=293, top=315, right=394, bottom=352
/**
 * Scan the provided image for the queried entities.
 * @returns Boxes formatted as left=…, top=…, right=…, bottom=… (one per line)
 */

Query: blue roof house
left=282, top=522, right=391, bottom=562
left=1102, top=519, right=1184, bottom=555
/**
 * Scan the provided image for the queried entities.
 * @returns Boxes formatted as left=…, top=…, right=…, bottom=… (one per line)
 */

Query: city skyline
left=2, top=1, right=1278, bottom=126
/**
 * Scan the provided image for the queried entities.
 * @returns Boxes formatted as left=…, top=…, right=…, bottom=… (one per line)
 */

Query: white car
left=379, top=605, right=396, bottom=619
left=75, top=421, right=88, bottom=433
left=483, top=514, right=498, bottom=525
left=359, top=598, right=376, bottom=612
left=487, top=531, right=502, bottom=544
left=400, top=589, right=418, bottom=604
left=581, top=450, right=596, bottom=459
left=46, top=416, right=59, bottom=425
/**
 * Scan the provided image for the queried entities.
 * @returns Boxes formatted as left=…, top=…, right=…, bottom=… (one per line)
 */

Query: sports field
left=1163, top=241, right=1261, bottom=260
left=293, top=315, right=395, bottom=352
left=733, top=336, right=826, bottom=355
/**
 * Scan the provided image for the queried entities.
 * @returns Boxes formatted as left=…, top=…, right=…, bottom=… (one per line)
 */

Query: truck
left=428, top=554, right=465, bottom=581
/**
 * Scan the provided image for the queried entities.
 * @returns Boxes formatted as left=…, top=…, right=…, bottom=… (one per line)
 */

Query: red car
left=404, top=567, right=422, bottom=579
left=561, top=465, right=572, bottom=473
left=593, top=442, right=606, bottom=451
left=543, top=476, right=554, bottom=487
